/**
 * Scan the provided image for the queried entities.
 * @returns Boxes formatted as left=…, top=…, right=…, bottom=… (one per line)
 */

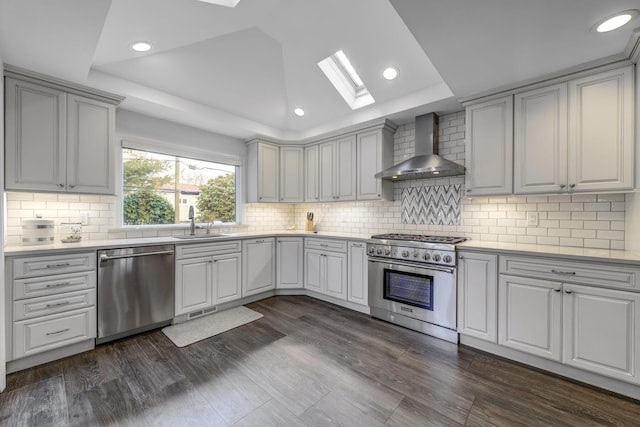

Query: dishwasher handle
left=99, top=250, right=174, bottom=264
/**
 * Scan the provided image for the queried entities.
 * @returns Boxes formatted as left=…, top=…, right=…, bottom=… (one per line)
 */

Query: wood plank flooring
left=2, top=295, right=640, bottom=426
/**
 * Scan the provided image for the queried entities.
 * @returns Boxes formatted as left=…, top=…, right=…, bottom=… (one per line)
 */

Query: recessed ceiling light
left=130, top=41, right=152, bottom=52
left=594, top=10, right=639, bottom=33
left=382, top=67, right=399, bottom=80
left=294, top=108, right=305, bottom=117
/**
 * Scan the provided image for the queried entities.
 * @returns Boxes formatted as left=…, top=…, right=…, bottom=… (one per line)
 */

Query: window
left=122, top=147, right=237, bottom=226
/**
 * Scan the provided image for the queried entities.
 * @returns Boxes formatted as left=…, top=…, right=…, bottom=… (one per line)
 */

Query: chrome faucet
left=188, top=206, right=195, bottom=235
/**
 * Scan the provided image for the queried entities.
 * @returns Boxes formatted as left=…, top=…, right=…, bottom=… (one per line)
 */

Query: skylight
left=318, top=50, right=375, bottom=110
left=197, top=0, right=241, bottom=7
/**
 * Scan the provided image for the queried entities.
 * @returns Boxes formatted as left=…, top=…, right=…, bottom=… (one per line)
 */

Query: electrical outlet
left=79, top=212, right=89, bottom=225
left=527, top=212, right=539, bottom=227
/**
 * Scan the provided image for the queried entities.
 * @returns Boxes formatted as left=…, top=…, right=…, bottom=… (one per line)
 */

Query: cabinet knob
left=466, top=189, right=472, bottom=193
left=68, top=184, right=75, bottom=189
left=569, top=184, right=576, bottom=189
left=57, top=183, right=64, bottom=188
left=459, top=255, right=464, bottom=259
left=259, top=197, right=263, bottom=200
left=554, top=288, right=561, bottom=293
left=565, top=290, right=573, bottom=294
left=559, top=184, right=565, bottom=189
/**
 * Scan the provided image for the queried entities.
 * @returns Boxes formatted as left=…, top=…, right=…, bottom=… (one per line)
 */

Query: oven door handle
left=368, top=257, right=455, bottom=274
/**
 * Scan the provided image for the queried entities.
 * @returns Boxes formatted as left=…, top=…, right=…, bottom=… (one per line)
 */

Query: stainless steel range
left=367, top=233, right=467, bottom=343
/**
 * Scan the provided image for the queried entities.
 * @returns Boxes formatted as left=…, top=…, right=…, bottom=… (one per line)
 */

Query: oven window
left=383, top=269, right=434, bottom=310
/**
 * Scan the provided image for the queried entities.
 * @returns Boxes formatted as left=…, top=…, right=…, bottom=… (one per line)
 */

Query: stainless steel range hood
left=375, top=113, right=465, bottom=181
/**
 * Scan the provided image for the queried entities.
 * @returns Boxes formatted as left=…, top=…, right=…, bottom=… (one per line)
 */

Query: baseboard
left=7, top=339, right=94, bottom=374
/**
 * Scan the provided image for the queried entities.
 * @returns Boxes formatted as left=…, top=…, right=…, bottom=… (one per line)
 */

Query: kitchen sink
left=174, top=234, right=231, bottom=239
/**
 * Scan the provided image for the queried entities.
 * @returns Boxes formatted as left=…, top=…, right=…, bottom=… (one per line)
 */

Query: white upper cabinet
left=304, top=145, right=320, bottom=202
left=246, top=141, right=279, bottom=203
left=356, top=128, right=394, bottom=201
left=568, top=66, right=634, bottom=192
left=319, top=135, right=356, bottom=201
left=5, top=77, right=117, bottom=195
left=465, top=95, right=514, bottom=196
left=514, top=84, right=568, bottom=194
left=279, top=146, right=303, bottom=203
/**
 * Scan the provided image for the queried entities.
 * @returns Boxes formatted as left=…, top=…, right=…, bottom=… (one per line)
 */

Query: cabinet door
left=563, top=284, right=640, bottom=384
left=498, top=275, right=562, bottom=361
left=175, top=257, right=212, bottom=316
left=304, top=250, right=323, bottom=293
left=514, top=84, right=568, bottom=194
left=305, top=145, right=320, bottom=202
left=66, top=94, right=116, bottom=194
left=242, top=239, right=275, bottom=296
left=279, top=146, right=303, bottom=203
left=5, top=78, right=66, bottom=191
left=212, top=253, right=241, bottom=304
left=348, top=242, right=368, bottom=305
left=465, top=96, right=513, bottom=196
left=458, top=252, right=498, bottom=342
left=319, top=141, right=336, bottom=202
left=568, top=66, right=634, bottom=192
left=357, top=130, right=382, bottom=200
left=257, top=143, right=279, bottom=202
left=325, top=252, right=348, bottom=300
left=277, top=238, right=303, bottom=289
left=336, top=135, right=356, bottom=201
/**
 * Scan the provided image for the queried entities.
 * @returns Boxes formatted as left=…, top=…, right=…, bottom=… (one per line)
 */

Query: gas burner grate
left=370, top=233, right=467, bottom=244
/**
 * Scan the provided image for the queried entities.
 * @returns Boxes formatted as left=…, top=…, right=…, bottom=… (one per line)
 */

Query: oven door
left=368, top=257, right=456, bottom=330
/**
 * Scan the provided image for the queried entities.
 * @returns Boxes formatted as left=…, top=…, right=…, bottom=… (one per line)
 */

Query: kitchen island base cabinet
left=242, top=238, right=276, bottom=297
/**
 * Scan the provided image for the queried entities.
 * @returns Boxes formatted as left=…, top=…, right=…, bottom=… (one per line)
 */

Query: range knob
left=376, top=248, right=383, bottom=255
left=432, top=254, right=441, bottom=262
left=402, top=250, right=410, bottom=258
left=368, top=247, right=375, bottom=254
left=413, top=251, right=419, bottom=258
left=384, top=249, right=391, bottom=255
left=443, top=255, right=453, bottom=263
left=422, top=253, right=431, bottom=261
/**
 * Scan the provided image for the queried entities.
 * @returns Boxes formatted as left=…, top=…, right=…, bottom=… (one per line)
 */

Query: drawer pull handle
left=46, top=282, right=72, bottom=288
left=255, top=239, right=265, bottom=243
left=46, top=301, right=71, bottom=308
left=46, top=263, right=71, bottom=269
left=551, top=269, right=576, bottom=275
left=46, top=328, right=70, bottom=336
left=565, top=290, right=573, bottom=294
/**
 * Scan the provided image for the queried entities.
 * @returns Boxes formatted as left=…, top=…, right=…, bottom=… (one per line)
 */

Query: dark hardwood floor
left=2, top=295, right=640, bottom=426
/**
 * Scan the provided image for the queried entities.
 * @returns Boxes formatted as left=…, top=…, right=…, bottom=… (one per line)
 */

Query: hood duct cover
left=375, top=113, right=465, bottom=181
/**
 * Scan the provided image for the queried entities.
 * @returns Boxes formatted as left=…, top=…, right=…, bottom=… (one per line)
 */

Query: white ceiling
left=0, top=0, right=638, bottom=141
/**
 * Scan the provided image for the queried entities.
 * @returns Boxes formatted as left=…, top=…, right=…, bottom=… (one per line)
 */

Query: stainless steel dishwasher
left=97, top=245, right=175, bottom=344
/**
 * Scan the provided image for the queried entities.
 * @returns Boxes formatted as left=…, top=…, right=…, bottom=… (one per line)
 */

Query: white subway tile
left=611, top=241, right=625, bottom=250
left=571, top=194, right=597, bottom=202
left=597, top=212, right=624, bottom=221
left=537, top=237, right=560, bottom=246
left=559, top=220, right=583, bottom=229
left=571, top=211, right=597, bottom=220
left=597, top=193, right=625, bottom=202
left=517, top=235, right=537, bottom=244
left=584, top=202, right=610, bottom=212
left=526, top=196, right=548, bottom=203
left=597, top=230, right=624, bottom=240
left=571, top=229, right=596, bottom=239
left=611, top=221, right=625, bottom=231
left=560, top=237, right=584, bottom=247
left=583, top=221, right=610, bottom=230
left=526, top=228, right=547, bottom=237
left=560, top=203, right=584, bottom=211
left=537, top=203, right=559, bottom=211
left=548, top=212, right=572, bottom=220
left=584, top=239, right=610, bottom=249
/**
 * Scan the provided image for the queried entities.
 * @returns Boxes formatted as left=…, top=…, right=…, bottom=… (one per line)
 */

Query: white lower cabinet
left=277, top=237, right=303, bottom=289
left=175, top=242, right=242, bottom=316
left=347, top=241, right=368, bottom=306
left=457, top=252, right=498, bottom=343
left=498, top=275, right=562, bottom=361
left=304, top=238, right=347, bottom=299
left=243, top=238, right=276, bottom=296
left=563, top=284, right=640, bottom=383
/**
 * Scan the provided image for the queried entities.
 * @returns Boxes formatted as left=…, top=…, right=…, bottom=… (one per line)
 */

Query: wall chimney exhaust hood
left=375, top=113, right=465, bottom=181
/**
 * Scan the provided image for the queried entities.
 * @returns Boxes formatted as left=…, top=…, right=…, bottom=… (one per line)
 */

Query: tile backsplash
left=5, top=111, right=627, bottom=249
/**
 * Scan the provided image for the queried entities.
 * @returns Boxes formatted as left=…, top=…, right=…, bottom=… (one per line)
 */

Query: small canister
left=21, top=218, right=55, bottom=245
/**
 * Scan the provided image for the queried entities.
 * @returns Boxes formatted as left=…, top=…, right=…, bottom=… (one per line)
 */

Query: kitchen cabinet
left=457, top=251, right=498, bottom=343
left=498, top=275, right=562, bottom=361
left=514, top=65, right=634, bottom=194
left=348, top=241, right=368, bottom=306
left=304, top=238, right=348, bottom=299
left=175, top=241, right=242, bottom=316
left=464, top=95, right=513, bottom=196
left=276, top=237, right=303, bottom=289
left=7, top=251, right=97, bottom=362
left=243, top=238, right=276, bottom=296
left=246, top=140, right=279, bottom=203
left=304, top=145, right=320, bottom=202
left=319, top=135, right=356, bottom=202
left=356, top=127, right=394, bottom=201
left=279, top=146, right=303, bottom=203
left=5, top=77, right=118, bottom=195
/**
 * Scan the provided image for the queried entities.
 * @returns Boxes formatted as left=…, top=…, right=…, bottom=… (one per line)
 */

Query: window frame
left=117, top=137, right=244, bottom=228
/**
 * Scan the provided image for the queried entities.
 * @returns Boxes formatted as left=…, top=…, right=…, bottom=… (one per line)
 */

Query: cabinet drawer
left=13, top=289, right=96, bottom=321
left=14, top=271, right=96, bottom=300
left=176, top=241, right=241, bottom=259
left=305, top=238, right=347, bottom=253
left=13, top=307, right=96, bottom=359
left=500, top=256, right=639, bottom=290
left=13, top=252, right=96, bottom=278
